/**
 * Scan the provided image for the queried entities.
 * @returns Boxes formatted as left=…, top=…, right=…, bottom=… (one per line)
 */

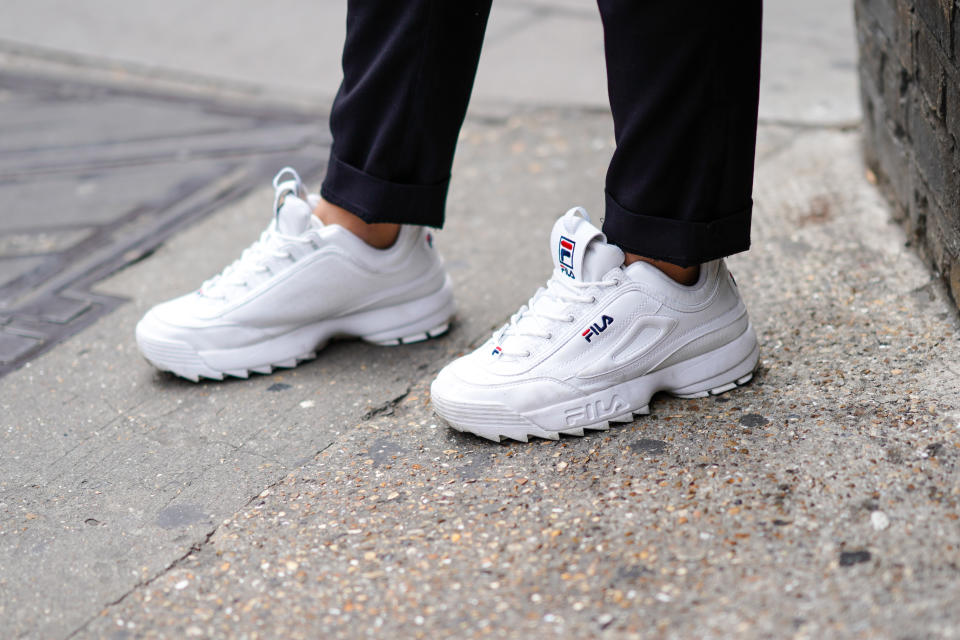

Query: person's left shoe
left=430, top=207, right=759, bottom=442
left=135, top=167, right=454, bottom=381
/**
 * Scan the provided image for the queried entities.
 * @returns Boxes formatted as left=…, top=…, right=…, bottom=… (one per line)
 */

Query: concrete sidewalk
left=2, top=2, right=959, bottom=639
left=0, top=0, right=858, bottom=122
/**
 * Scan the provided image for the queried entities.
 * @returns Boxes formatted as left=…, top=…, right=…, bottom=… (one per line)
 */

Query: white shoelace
left=494, top=271, right=620, bottom=358
left=201, top=226, right=314, bottom=299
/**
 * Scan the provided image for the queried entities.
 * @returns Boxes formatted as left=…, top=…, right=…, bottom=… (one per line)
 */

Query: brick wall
left=856, top=0, right=960, bottom=308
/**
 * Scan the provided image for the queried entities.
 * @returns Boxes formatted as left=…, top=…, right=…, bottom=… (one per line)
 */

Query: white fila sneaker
left=431, top=207, right=758, bottom=442
left=136, top=167, right=454, bottom=381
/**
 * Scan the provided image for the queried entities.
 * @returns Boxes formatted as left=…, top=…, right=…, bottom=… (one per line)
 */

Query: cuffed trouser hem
left=320, top=152, right=449, bottom=227
left=602, top=191, right=752, bottom=267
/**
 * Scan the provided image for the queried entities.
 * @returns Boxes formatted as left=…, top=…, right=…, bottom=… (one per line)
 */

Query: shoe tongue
left=270, top=167, right=319, bottom=236
left=550, top=207, right=624, bottom=282
left=274, top=191, right=316, bottom=236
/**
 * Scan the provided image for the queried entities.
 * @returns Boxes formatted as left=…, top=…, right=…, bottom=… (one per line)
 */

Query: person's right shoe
left=431, top=207, right=759, bottom=442
left=136, top=167, right=454, bottom=381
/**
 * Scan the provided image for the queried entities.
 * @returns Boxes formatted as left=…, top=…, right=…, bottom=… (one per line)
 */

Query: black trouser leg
left=320, top=0, right=492, bottom=227
left=598, top=0, right=763, bottom=266
left=321, top=0, right=762, bottom=265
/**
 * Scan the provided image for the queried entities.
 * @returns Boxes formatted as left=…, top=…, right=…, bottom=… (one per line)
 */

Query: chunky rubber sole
left=432, top=324, right=759, bottom=442
left=137, top=277, right=455, bottom=382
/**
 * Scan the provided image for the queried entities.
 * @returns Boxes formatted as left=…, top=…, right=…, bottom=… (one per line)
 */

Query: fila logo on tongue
left=559, top=236, right=576, bottom=279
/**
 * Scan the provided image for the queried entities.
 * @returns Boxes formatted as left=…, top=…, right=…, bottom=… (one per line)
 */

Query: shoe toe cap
left=431, top=355, right=574, bottom=413
left=136, top=297, right=202, bottom=344
left=135, top=294, right=259, bottom=351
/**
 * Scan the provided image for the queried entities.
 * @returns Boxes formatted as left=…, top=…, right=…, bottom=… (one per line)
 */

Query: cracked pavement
left=2, top=1, right=959, bottom=639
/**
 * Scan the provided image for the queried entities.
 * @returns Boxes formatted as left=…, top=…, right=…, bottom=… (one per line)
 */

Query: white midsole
left=139, top=276, right=455, bottom=374
left=434, top=322, right=759, bottom=436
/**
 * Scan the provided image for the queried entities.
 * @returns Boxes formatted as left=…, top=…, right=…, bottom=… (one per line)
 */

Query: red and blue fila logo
left=582, top=315, right=614, bottom=342
left=491, top=345, right=502, bottom=356
left=559, top=236, right=576, bottom=279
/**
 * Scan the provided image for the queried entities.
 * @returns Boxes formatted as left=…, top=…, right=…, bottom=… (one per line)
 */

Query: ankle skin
left=624, top=253, right=700, bottom=285
left=312, top=198, right=400, bottom=249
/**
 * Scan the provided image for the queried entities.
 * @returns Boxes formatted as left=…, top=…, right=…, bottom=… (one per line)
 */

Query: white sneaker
left=431, top=207, right=758, bottom=442
left=136, top=167, right=455, bottom=381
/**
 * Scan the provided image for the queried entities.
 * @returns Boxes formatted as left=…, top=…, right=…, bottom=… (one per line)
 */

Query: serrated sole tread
left=443, top=370, right=755, bottom=444
left=146, top=320, right=452, bottom=382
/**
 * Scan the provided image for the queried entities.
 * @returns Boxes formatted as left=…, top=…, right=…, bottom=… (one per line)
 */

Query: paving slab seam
left=756, top=117, right=862, bottom=131
left=64, top=333, right=492, bottom=635
left=0, top=40, right=612, bottom=120
left=62, top=527, right=219, bottom=640
left=499, top=1, right=596, bottom=19
left=0, top=39, right=329, bottom=111
left=482, top=4, right=596, bottom=47
left=62, top=324, right=497, bottom=622
left=61, top=437, right=341, bottom=640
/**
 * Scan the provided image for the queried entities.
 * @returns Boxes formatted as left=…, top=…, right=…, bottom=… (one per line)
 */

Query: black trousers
left=321, top=1, right=762, bottom=266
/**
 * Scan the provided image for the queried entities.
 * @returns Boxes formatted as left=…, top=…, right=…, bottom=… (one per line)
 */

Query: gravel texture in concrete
left=73, top=116, right=960, bottom=640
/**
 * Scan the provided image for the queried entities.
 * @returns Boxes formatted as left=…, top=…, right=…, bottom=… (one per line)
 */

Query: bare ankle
left=312, top=198, right=400, bottom=249
left=624, top=253, right=700, bottom=285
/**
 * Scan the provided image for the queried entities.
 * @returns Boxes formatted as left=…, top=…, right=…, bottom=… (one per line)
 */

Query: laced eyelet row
left=492, top=270, right=623, bottom=358
left=201, top=225, right=322, bottom=298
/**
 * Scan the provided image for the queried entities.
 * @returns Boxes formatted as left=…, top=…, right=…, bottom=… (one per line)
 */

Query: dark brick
left=917, top=155, right=960, bottom=265
left=908, top=97, right=957, bottom=207
left=858, top=17, right=890, bottom=93
left=862, top=62, right=915, bottom=208
left=925, top=197, right=960, bottom=265
left=857, top=0, right=960, bottom=315
left=946, top=143, right=960, bottom=214
left=895, top=0, right=917, bottom=69
left=915, top=0, right=954, bottom=54
left=882, top=52, right=913, bottom=132
left=859, top=0, right=902, bottom=39
left=859, top=72, right=879, bottom=133
left=954, top=0, right=960, bottom=62
left=877, top=108, right=915, bottom=206
left=861, top=89, right=882, bottom=169
left=911, top=162, right=933, bottom=238
left=914, top=166, right=953, bottom=273
left=916, top=26, right=948, bottom=118
left=947, top=80, right=960, bottom=145
left=949, top=262, right=960, bottom=309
